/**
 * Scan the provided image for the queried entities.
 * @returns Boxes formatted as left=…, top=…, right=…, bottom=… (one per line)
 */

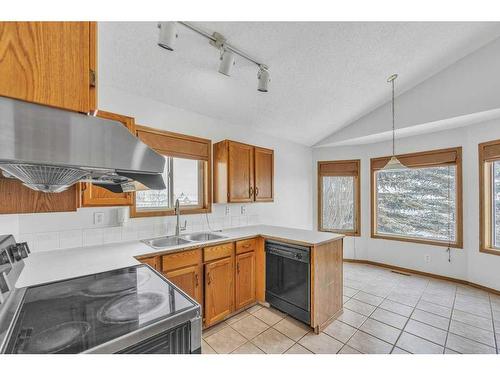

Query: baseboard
left=344, top=258, right=500, bottom=295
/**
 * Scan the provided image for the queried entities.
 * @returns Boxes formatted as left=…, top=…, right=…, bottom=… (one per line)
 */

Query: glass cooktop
left=5, top=265, right=196, bottom=354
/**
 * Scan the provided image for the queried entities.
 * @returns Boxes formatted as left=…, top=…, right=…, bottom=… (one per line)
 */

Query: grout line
left=488, top=294, right=499, bottom=353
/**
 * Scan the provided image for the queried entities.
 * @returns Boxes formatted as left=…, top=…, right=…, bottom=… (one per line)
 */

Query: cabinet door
left=235, top=251, right=256, bottom=309
left=0, top=22, right=96, bottom=112
left=228, top=142, right=254, bottom=202
left=254, top=147, right=274, bottom=202
left=165, top=265, right=203, bottom=305
left=80, top=111, right=135, bottom=207
left=204, top=257, right=234, bottom=326
left=140, top=256, right=159, bottom=271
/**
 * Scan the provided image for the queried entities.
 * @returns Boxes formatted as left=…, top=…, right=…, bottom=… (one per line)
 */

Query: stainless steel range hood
left=0, top=96, right=166, bottom=193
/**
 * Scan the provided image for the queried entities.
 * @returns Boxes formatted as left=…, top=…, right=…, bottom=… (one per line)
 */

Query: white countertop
left=16, top=225, right=343, bottom=288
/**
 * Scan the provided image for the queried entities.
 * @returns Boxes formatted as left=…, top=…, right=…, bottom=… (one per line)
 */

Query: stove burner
left=19, top=321, right=91, bottom=354
left=98, top=292, right=166, bottom=324
left=82, top=271, right=150, bottom=297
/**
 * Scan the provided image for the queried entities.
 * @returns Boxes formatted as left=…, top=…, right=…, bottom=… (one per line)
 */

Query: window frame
left=317, top=159, right=361, bottom=236
left=130, top=125, right=212, bottom=218
left=479, top=139, right=500, bottom=255
left=370, top=147, right=463, bottom=248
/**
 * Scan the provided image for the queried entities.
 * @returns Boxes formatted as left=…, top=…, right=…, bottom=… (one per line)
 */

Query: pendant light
left=382, top=74, right=407, bottom=171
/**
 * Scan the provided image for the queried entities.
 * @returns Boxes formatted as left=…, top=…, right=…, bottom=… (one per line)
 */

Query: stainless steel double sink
left=142, top=232, right=227, bottom=250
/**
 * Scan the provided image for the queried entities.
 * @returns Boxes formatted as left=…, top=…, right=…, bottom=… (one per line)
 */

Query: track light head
left=218, top=49, right=235, bottom=76
left=158, top=22, right=178, bottom=51
left=257, top=65, right=270, bottom=92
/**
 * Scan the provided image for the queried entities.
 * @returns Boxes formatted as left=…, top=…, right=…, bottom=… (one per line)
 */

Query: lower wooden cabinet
left=235, top=251, right=256, bottom=309
left=139, top=256, right=159, bottom=271
left=204, top=257, right=234, bottom=326
left=165, top=265, right=203, bottom=305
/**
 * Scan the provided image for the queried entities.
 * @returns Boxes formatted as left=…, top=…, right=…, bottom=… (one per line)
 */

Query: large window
left=371, top=147, right=462, bottom=248
left=479, top=139, right=500, bottom=255
left=318, top=160, right=360, bottom=236
left=131, top=126, right=211, bottom=218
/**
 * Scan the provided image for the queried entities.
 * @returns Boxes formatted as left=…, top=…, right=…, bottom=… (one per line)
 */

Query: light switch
left=94, top=212, right=104, bottom=225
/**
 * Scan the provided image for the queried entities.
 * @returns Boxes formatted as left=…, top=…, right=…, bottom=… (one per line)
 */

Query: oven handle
left=266, top=248, right=309, bottom=263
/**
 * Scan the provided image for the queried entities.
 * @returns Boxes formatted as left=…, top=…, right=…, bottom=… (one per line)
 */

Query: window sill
left=131, top=206, right=211, bottom=218
left=479, top=247, right=500, bottom=256
left=371, top=233, right=462, bottom=249
left=319, top=228, right=360, bottom=237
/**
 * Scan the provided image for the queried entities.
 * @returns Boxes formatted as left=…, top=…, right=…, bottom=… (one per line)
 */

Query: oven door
left=265, top=246, right=310, bottom=324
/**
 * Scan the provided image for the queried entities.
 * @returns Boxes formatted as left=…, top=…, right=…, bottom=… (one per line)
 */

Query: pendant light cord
left=447, top=165, right=452, bottom=262
left=391, top=78, right=395, bottom=156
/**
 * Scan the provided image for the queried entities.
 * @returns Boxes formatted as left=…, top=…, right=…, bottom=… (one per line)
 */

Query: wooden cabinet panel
left=228, top=142, right=254, bottom=203
left=236, top=238, right=258, bottom=254
left=165, top=265, right=203, bottom=305
left=0, top=22, right=96, bottom=112
left=254, top=147, right=274, bottom=202
left=80, top=111, right=135, bottom=207
left=139, top=256, right=159, bottom=271
left=203, top=243, right=233, bottom=262
left=235, top=251, right=256, bottom=309
left=204, top=257, right=234, bottom=326
left=162, top=249, right=202, bottom=272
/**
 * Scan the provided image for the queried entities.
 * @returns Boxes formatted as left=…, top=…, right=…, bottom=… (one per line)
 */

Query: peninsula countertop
left=16, top=225, right=344, bottom=288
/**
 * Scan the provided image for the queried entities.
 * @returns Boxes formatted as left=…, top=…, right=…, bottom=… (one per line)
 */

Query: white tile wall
left=14, top=204, right=260, bottom=253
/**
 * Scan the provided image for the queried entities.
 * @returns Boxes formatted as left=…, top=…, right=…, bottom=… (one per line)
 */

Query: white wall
left=1, top=85, right=313, bottom=253
left=313, top=119, right=500, bottom=291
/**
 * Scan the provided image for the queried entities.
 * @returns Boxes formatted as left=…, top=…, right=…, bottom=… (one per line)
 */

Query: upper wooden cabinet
left=213, top=140, right=274, bottom=203
left=80, top=111, right=135, bottom=207
left=0, top=22, right=97, bottom=112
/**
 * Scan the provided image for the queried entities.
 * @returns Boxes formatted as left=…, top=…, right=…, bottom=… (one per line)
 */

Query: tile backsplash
left=15, top=204, right=260, bottom=253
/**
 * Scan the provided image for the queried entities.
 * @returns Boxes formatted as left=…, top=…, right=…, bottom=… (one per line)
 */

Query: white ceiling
left=99, top=22, right=500, bottom=146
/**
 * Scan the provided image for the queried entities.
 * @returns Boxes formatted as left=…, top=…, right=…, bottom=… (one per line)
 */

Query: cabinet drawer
left=162, top=249, right=202, bottom=272
left=204, top=243, right=234, bottom=262
left=235, top=238, right=258, bottom=254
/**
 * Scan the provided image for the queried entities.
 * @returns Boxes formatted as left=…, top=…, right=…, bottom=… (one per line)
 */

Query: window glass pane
left=321, top=176, right=355, bottom=231
left=493, top=161, right=500, bottom=248
left=376, top=165, right=456, bottom=242
left=135, top=156, right=171, bottom=210
left=173, top=158, right=200, bottom=206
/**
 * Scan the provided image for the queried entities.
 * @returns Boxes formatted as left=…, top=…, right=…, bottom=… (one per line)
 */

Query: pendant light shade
left=382, top=74, right=407, bottom=171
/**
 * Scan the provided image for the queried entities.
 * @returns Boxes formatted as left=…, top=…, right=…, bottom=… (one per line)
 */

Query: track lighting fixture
left=157, top=21, right=270, bottom=92
left=157, top=22, right=178, bottom=51
left=257, top=65, right=270, bottom=92
left=218, top=49, right=235, bottom=76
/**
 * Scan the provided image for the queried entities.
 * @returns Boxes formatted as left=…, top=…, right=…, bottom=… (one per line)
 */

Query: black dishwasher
left=265, top=240, right=310, bottom=324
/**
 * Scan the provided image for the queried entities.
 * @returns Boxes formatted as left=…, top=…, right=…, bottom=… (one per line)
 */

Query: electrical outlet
left=424, top=254, right=431, bottom=263
left=241, top=205, right=246, bottom=215
left=94, top=212, right=104, bottom=225
left=225, top=206, right=230, bottom=216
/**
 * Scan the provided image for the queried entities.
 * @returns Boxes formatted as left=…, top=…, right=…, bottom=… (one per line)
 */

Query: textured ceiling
left=99, top=22, right=500, bottom=146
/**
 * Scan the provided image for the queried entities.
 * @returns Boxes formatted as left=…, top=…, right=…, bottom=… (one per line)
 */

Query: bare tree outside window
left=493, top=161, right=500, bottom=247
left=321, top=176, right=355, bottom=231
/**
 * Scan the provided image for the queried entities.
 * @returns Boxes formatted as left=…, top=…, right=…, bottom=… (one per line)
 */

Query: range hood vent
left=0, top=97, right=166, bottom=193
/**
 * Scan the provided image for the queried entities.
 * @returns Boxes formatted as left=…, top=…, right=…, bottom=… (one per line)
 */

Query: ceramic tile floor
left=201, top=262, right=500, bottom=354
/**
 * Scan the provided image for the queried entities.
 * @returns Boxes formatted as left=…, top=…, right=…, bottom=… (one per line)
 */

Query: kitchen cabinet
left=213, top=140, right=274, bottom=203
left=0, top=22, right=97, bottom=113
left=204, top=256, right=234, bottom=326
left=235, top=251, right=256, bottom=309
left=80, top=111, right=135, bottom=207
left=165, top=265, right=203, bottom=305
left=139, top=256, right=160, bottom=271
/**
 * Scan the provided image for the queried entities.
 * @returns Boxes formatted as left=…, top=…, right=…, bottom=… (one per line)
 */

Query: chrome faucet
left=174, top=198, right=187, bottom=236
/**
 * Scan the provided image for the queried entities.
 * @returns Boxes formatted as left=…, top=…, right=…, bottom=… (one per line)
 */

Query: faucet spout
left=174, top=199, right=180, bottom=236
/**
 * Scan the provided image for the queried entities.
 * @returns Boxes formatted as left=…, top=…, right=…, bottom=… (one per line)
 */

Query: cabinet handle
left=236, top=262, right=240, bottom=273
left=249, top=186, right=253, bottom=197
left=207, top=272, right=211, bottom=285
left=195, top=273, right=199, bottom=287
left=255, top=187, right=259, bottom=197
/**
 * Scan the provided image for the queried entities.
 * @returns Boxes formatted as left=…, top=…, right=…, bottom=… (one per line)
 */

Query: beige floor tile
left=391, top=347, right=410, bottom=354
left=346, top=330, right=392, bottom=354
left=351, top=291, right=384, bottom=306
left=324, top=320, right=357, bottom=343
left=448, top=320, right=496, bottom=347
left=420, top=292, right=454, bottom=308
left=371, top=308, right=408, bottom=330
left=231, top=341, right=264, bottom=354
left=453, top=299, right=492, bottom=319
left=274, top=317, right=310, bottom=341
left=387, top=291, right=420, bottom=307
left=202, top=321, right=228, bottom=339
left=226, top=310, right=251, bottom=325
left=299, top=332, right=343, bottom=354
left=416, top=300, right=452, bottom=318
left=285, top=343, right=313, bottom=354
left=359, top=318, right=401, bottom=345
left=444, top=348, right=460, bottom=354
left=246, top=304, right=263, bottom=314
left=446, top=333, right=496, bottom=354
left=338, top=345, right=362, bottom=354
left=252, top=328, right=294, bottom=354
left=343, top=295, right=351, bottom=304
left=201, top=340, right=216, bottom=354
left=205, top=326, right=247, bottom=354
left=252, top=307, right=286, bottom=325
left=337, top=308, right=368, bottom=328
left=231, top=315, right=269, bottom=340
left=404, top=319, right=447, bottom=346
left=380, top=299, right=413, bottom=317
left=452, top=310, right=493, bottom=332
left=396, top=332, right=444, bottom=354
left=343, top=286, right=359, bottom=297
left=344, top=299, right=377, bottom=316
left=411, top=309, right=450, bottom=330
left=495, top=320, right=500, bottom=334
